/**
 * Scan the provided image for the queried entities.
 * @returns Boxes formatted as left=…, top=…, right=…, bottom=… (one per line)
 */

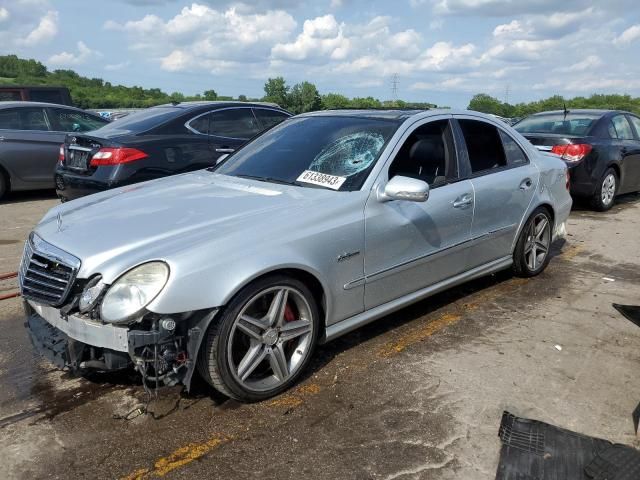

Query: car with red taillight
left=514, top=109, right=640, bottom=211
left=55, top=101, right=291, bottom=201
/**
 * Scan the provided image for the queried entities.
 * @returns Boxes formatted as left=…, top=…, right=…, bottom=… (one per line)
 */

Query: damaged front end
left=20, top=233, right=216, bottom=391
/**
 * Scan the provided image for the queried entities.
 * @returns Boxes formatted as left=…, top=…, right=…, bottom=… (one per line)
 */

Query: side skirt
left=321, top=255, right=513, bottom=344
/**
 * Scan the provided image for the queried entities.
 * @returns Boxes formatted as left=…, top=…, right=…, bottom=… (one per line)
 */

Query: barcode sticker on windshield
left=297, top=170, right=346, bottom=190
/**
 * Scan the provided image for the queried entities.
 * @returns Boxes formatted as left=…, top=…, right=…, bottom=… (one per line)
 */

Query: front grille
left=19, top=234, right=80, bottom=307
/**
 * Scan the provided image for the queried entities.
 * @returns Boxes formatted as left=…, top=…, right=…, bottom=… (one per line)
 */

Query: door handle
left=519, top=178, right=533, bottom=190
left=453, top=194, right=473, bottom=208
left=215, top=148, right=235, bottom=153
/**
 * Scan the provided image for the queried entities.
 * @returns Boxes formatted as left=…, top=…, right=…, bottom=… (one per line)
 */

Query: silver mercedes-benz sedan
left=20, top=109, right=572, bottom=401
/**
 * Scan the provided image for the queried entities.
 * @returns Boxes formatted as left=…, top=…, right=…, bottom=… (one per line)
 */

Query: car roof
left=300, top=109, right=435, bottom=121
left=0, top=101, right=86, bottom=110
left=527, top=109, right=630, bottom=117
left=155, top=101, right=287, bottom=111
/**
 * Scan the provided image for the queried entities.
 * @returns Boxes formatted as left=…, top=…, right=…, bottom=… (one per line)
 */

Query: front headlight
left=100, top=262, right=169, bottom=324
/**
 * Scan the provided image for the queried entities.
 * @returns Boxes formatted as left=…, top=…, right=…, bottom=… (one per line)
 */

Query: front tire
left=591, top=168, right=617, bottom=212
left=197, top=275, right=320, bottom=402
left=513, top=207, right=553, bottom=277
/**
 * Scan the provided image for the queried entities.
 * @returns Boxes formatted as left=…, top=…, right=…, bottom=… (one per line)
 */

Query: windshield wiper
left=234, top=174, right=298, bottom=186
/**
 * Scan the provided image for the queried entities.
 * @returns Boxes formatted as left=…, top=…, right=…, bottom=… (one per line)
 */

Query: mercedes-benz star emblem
left=56, top=212, right=63, bottom=232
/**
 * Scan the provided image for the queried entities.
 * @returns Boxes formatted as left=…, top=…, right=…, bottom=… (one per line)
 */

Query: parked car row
left=0, top=100, right=291, bottom=200
left=21, top=109, right=572, bottom=401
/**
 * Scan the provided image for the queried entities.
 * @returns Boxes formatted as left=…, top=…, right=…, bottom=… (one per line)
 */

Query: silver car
left=21, top=110, right=572, bottom=401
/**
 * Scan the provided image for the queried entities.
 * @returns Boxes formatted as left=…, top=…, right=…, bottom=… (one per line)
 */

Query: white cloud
left=411, top=77, right=465, bottom=90
left=272, top=15, right=350, bottom=61
left=105, top=61, right=131, bottom=71
left=493, top=20, right=526, bottom=37
left=19, top=10, right=58, bottom=46
left=557, top=55, right=602, bottom=73
left=0, top=7, right=9, bottom=22
left=105, top=4, right=297, bottom=71
left=614, top=24, right=640, bottom=45
left=48, top=41, right=101, bottom=66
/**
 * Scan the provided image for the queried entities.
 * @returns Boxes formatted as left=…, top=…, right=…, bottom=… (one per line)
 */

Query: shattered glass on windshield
left=308, top=132, right=385, bottom=177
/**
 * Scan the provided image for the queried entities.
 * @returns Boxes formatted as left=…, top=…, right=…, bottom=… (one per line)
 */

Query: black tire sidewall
left=514, top=207, right=553, bottom=277
left=592, top=168, right=617, bottom=212
left=210, top=275, right=320, bottom=402
left=0, top=172, right=7, bottom=199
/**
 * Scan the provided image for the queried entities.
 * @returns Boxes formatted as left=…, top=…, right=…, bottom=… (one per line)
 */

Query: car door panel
left=468, top=166, right=538, bottom=267
left=364, top=180, right=474, bottom=309
left=453, top=116, right=539, bottom=269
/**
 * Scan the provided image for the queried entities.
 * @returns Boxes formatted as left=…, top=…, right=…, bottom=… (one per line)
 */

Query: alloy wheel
left=601, top=173, right=616, bottom=206
left=524, top=213, right=551, bottom=271
left=227, top=286, right=314, bottom=392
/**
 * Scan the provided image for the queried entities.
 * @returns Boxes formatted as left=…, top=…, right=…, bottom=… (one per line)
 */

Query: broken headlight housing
left=100, top=262, right=169, bottom=324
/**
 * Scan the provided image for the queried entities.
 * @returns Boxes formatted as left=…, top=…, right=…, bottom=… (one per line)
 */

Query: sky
left=1, top=0, right=640, bottom=108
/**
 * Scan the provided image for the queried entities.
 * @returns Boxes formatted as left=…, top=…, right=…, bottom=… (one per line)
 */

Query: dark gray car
left=0, top=101, right=108, bottom=199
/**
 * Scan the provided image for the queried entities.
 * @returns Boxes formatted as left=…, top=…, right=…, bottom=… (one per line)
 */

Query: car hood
left=35, top=171, right=336, bottom=279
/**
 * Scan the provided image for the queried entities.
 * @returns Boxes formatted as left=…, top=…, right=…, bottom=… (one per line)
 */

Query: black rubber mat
left=613, top=304, right=640, bottom=328
left=496, top=411, right=640, bottom=480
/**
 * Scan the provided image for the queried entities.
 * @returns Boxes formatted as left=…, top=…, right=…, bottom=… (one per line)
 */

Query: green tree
left=263, top=77, right=289, bottom=108
left=238, top=94, right=247, bottom=101
left=287, top=81, right=322, bottom=114
left=203, top=89, right=217, bottom=100
left=322, top=93, right=350, bottom=109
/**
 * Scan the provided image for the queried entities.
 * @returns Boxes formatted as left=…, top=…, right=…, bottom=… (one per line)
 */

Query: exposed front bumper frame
left=27, top=300, right=129, bottom=352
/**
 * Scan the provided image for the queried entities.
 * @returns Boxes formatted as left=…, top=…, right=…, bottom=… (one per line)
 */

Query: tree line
left=2, top=55, right=640, bottom=115
left=468, top=93, right=640, bottom=118
left=0, top=55, right=435, bottom=111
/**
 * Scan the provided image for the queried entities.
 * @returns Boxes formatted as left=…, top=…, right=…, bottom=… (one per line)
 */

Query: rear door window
left=611, top=115, right=634, bottom=140
left=20, top=108, right=50, bottom=131
left=209, top=108, right=261, bottom=139
left=498, top=130, right=528, bottom=166
left=253, top=109, right=290, bottom=130
left=0, top=109, right=21, bottom=129
left=49, top=108, right=108, bottom=132
left=458, top=120, right=507, bottom=174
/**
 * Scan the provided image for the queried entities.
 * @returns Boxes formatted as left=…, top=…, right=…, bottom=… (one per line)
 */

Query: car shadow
left=571, top=192, right=640, bottom=212
left=1, top=189, right=58, bottom=205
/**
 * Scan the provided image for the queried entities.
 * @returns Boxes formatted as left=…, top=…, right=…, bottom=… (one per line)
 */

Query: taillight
left=58, top=144, right=65, bottom=164
left=90, top=147, right=148, bottom=166
left=551, top=143, right=592, bottom=163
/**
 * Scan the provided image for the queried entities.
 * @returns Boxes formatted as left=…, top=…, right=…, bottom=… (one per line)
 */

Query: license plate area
left=66, top=145, right=92, bottom=170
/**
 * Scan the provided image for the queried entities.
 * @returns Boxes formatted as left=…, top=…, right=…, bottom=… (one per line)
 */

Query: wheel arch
left=221, top=265, right=329, bottom=327
left=511, top=202, right=555, bottom=254
left=0, top=162, right=10, bottom=193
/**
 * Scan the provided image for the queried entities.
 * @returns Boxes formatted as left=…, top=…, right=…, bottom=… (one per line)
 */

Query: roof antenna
left=563, top=102, right=569, bottom=120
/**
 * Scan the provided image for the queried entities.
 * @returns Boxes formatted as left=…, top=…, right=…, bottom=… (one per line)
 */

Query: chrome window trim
left=185, top=106, right=287, bottom=139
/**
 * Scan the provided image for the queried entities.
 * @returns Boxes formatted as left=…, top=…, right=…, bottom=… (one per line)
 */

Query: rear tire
left=513, top=207, right=553, bottom=277
left=591, top=168, right=617, bottom=212
left=197, top=275, right=320, bottom=402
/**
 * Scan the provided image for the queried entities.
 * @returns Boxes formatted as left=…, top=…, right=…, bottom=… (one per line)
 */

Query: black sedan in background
left=55, top=101, right=291, bottom=201
left=515, top=109, right=640, bottom=211
left=0, top=102, right=108, bottom=199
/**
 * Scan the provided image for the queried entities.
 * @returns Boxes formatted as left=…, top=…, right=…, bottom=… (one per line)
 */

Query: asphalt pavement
left=1, top=190, right=639, bottom=479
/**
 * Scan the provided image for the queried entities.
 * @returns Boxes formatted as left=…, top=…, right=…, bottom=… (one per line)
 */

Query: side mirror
left=216, top=154, right=229, bottom=164
left=377, top=175, right=430, bottom=203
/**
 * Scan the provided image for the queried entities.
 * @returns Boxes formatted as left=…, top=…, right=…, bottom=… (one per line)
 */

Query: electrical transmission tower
left=391, top=74, right=399, bottom=102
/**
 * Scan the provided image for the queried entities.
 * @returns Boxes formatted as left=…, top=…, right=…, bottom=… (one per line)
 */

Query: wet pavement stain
left=0, top=240, right=19, bottom=246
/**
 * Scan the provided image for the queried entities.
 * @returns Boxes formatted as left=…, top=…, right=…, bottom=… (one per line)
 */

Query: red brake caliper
left=284, top=303, right=296, bottom=323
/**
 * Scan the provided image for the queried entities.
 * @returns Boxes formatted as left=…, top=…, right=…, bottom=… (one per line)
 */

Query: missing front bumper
left=23, top=300, right=218, bottom=391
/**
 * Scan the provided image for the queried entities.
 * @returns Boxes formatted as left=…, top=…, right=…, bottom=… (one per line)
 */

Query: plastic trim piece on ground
left=496, top=411, right=640, bottom=480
